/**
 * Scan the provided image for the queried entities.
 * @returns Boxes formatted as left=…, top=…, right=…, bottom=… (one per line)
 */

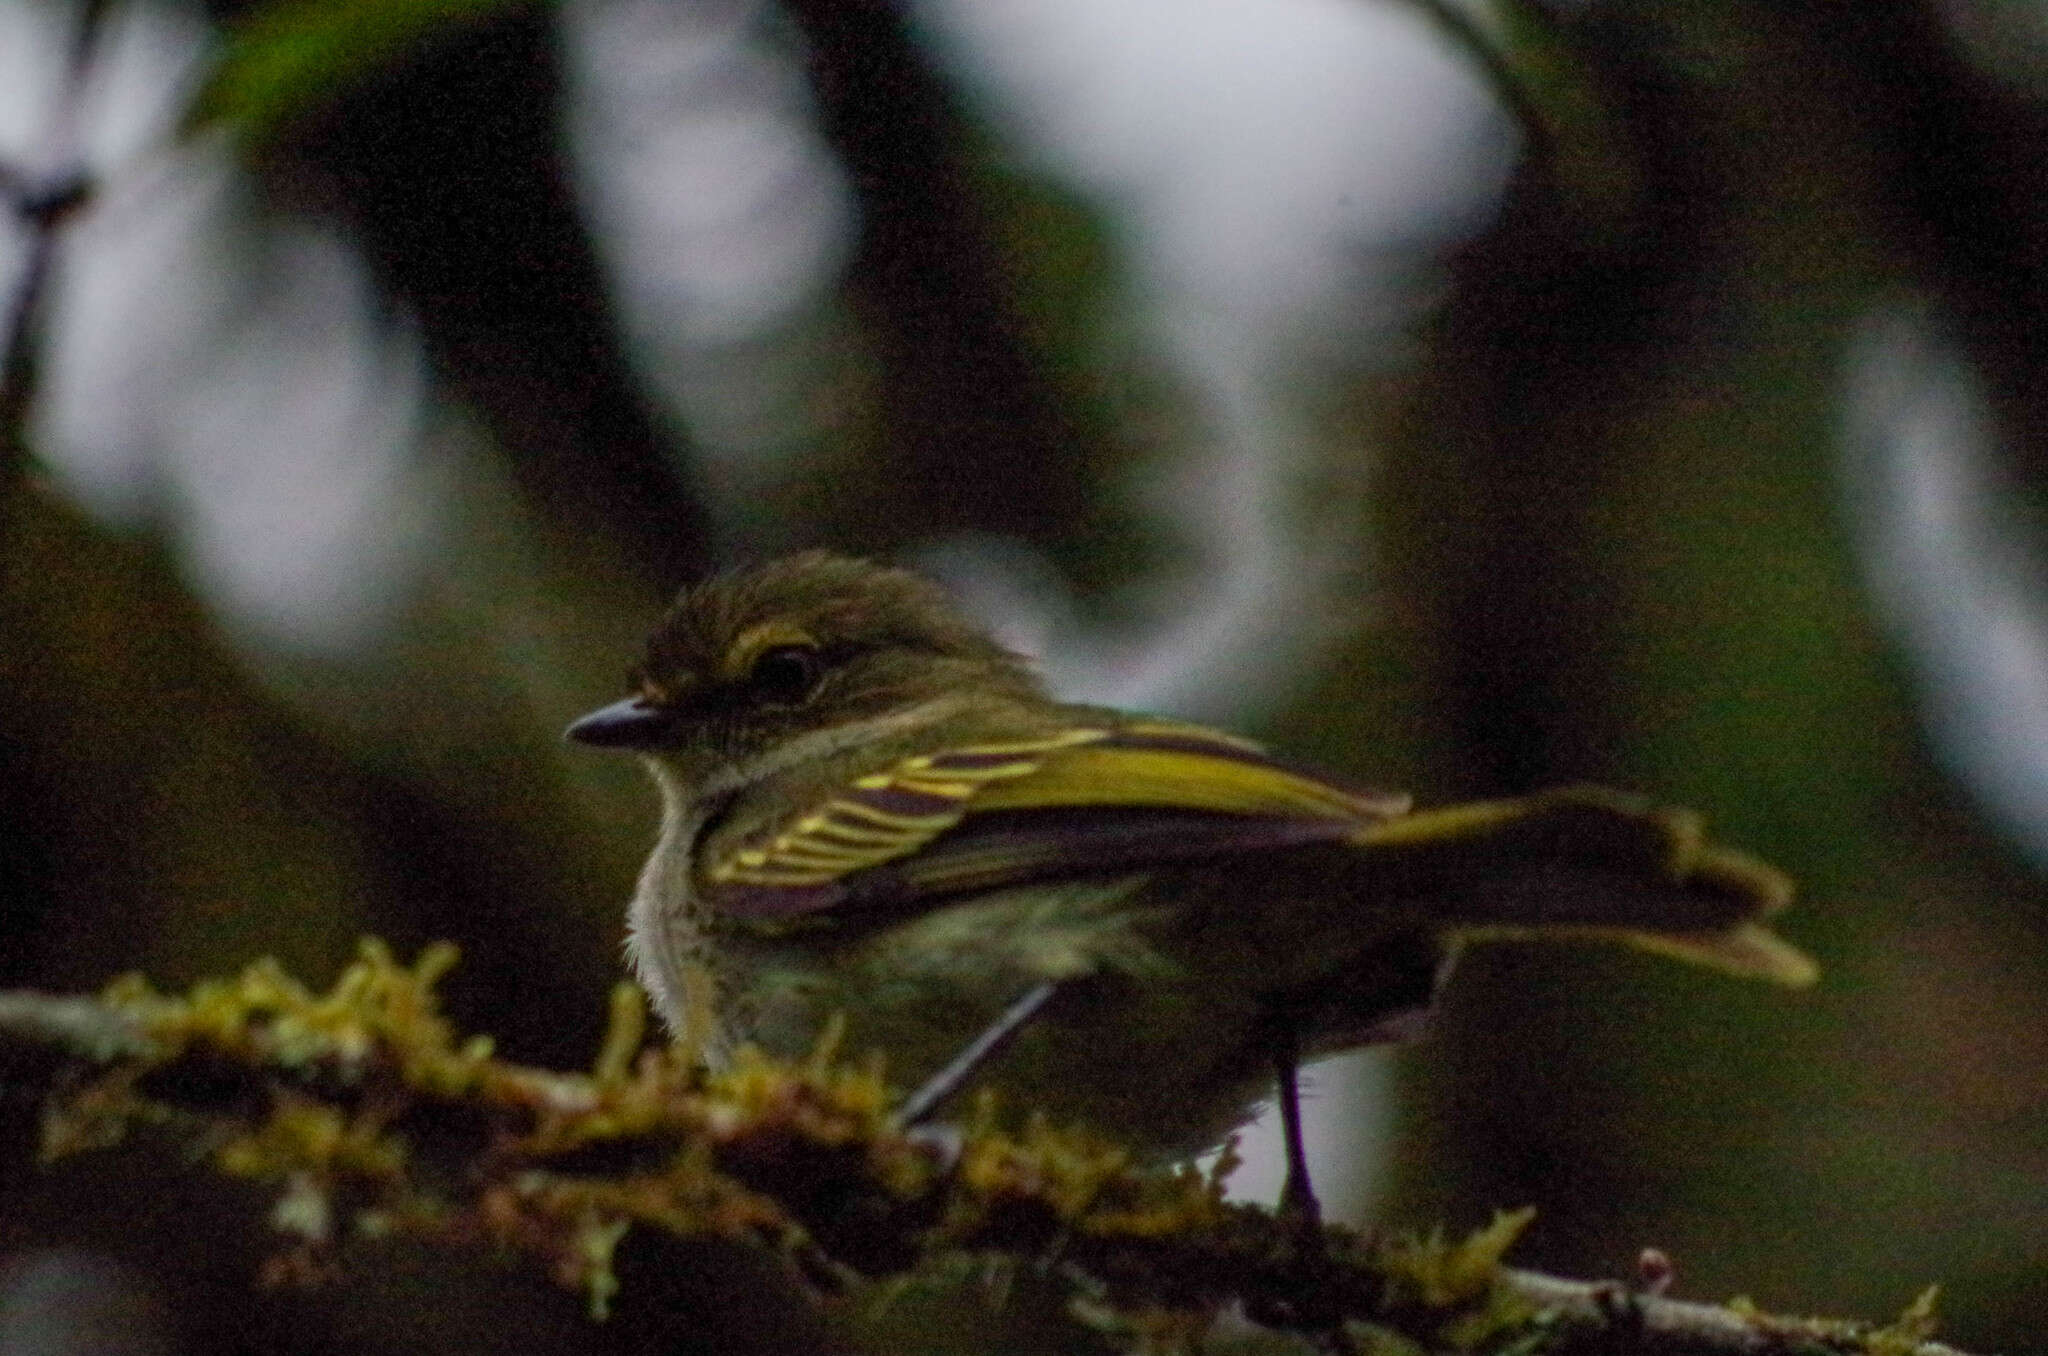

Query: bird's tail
left=1346, top=784, right=1818, bottom=986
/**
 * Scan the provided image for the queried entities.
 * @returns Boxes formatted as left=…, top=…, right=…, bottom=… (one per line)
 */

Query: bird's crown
left=631, top=551, right=1034, bottom=707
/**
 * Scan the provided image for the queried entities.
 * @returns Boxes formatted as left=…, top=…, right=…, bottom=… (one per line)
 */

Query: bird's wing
left=702, top=720, right=1412, bottom=919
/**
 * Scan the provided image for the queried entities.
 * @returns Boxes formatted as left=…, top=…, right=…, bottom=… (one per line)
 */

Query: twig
left=0, top=990, right=159, bottom=1064
left=0, top=947, right=1993, bottom=1355
left=1503, top=1269, right=1973, bottom=1356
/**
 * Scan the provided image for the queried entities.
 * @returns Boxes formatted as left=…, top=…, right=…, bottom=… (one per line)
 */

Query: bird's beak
left=565, top=697, right=675, bottom=749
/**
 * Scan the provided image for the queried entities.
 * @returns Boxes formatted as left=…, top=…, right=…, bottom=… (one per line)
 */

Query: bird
left=567, top=551, right=1815, bottom=1216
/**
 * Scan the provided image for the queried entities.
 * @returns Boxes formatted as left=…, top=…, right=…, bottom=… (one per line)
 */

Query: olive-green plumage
left=569, top=552, right=1815, bottom=1159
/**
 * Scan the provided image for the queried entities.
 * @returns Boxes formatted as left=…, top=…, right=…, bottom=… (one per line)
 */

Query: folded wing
left=701, top=727, right=1816, bottom=989
left=701, top=720, right=1410, bottom=919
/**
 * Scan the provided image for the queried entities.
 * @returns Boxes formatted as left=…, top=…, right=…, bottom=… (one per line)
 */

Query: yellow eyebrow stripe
left=721, top=619, right=819, bottom=681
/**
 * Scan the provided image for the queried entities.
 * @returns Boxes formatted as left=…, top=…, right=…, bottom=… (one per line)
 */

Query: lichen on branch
left=0, top=942, right=1978, bottom=1355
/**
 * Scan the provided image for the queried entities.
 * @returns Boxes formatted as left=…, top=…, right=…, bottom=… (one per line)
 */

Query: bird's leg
left=896, top=979, right=1061, bottom=1127
left=1243, top=1015, right=1355, bottom=1347
left=1268, top=1018, right=1323, bottom=1234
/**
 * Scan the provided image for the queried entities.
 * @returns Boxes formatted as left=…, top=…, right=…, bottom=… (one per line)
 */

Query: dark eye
left=747, top=645, right=824, bottom=705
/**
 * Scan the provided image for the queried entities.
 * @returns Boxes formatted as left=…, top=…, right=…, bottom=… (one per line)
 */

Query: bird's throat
left=625, top=774, right=732, bottom=1059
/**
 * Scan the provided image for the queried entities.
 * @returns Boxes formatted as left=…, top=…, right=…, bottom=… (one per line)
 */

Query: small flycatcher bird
left=568, top=553, right=1814, bottom=1209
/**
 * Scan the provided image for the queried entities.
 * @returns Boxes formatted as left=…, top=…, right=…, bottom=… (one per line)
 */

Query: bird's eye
left=747, top=645, right=824, bottom=705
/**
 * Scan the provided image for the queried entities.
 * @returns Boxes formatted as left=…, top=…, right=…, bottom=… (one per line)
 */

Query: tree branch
left=0, top=945, right=1983, bottom=1355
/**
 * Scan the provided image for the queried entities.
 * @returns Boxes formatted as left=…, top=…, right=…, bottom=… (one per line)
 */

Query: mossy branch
left=0, top=943, right=1982, bottom=1355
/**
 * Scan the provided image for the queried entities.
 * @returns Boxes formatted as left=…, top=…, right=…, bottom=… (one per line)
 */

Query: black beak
left=565, top=697, right=675, bottom=749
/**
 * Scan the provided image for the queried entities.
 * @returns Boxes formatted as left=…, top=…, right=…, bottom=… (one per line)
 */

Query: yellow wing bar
left=704, top=721, right=1408, bottom=912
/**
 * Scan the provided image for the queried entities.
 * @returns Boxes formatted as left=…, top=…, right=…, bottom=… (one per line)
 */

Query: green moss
left=1866, top=1286, right=1941, bottom=1356
left=15, top=944, right=1949, bottom=1352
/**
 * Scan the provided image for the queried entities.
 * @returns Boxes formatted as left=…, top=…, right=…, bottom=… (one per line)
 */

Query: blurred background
left=2, top=0, right=2045, bottom=1350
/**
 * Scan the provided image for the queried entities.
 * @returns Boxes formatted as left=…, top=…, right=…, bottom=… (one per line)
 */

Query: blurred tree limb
left=0, top=165, right=89, bottom=500
left=189, top=0, right=715, bottom=588
left=778, top=0, right=1105, bottom=558
left=1405, top=0, right=1643, bottom=245
left=0, top=0, right=105, bottom=515
left=0, top=943, right=1975, bottom=1356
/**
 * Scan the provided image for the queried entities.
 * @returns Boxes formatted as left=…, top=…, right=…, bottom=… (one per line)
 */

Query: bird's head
left=566, top=552, right=1043, bottom=786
